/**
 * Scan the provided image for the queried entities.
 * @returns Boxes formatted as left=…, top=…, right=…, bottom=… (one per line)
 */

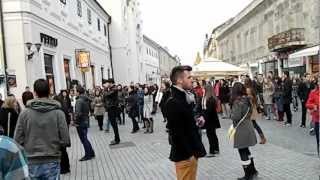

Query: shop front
left=289, top=45, right=319, bottom=76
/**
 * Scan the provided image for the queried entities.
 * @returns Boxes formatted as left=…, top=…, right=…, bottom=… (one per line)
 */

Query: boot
left=250, top=158, right=258, bottom=177
left=259, top=134, right=267, bottom=144
left=149, top=118, right=154, bottom=133
left=237, top=165, right=251, bottom=180
left=144, top=120, right=150, bottom=133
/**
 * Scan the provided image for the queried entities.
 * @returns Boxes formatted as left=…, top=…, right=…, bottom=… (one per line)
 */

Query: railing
left=268, top=28, right=305, bottom=51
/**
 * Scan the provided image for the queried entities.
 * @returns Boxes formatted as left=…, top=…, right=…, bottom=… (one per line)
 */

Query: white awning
left=289, top=45, right=319, bottom=59
left=192, top=58, right=246, bottom=77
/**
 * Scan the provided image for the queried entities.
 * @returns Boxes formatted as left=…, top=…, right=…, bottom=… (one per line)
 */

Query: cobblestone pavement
left=62, top=110, right=320, bottom=180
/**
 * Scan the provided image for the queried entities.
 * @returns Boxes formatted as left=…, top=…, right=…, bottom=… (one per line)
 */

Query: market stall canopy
left=289, top=45, right=319, bottom=59
left=192, top=58, right=246, bottom=77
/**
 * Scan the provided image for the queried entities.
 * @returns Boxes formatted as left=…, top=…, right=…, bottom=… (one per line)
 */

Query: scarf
left=173, top=85, right=195, bottom=104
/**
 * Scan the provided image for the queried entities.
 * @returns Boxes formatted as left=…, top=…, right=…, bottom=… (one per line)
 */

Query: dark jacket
left=201, top=97, right=221, bottom=130
left=219, top=84, right=230, bottom=103
left=283, top=78, right=293, bottom=104
left=126, top=92, right=139, bottom=118
left=0, top=108, right=19, bottom=138
left=298, top=81, right=313, bottom=102
left=14, top=98, right=70, bottom=164
left=74, top=95, right=90, bottom=128
left=159, top=89, right=171, bottom=117
left=166, top=86, right=206, bottom=162
left=118, top=90, right=126, bottom=106
left=231, top=96, right=257, bottom=149
left=103, top=86, right=119, bottom=111
left=54, top=95, right=72, bottom=125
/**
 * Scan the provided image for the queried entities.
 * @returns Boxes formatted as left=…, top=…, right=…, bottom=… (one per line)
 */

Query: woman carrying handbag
left=230, top=82, right=258, bottom=180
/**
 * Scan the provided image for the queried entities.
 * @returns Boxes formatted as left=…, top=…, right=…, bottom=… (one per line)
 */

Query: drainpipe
left=107, top=16, right=114, bottom=79
left=0, top=1, right=9, bottom=96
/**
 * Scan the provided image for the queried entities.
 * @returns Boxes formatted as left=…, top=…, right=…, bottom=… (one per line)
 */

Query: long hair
left=230, top=82, right=247, bottom=104
left=2, top=96, right=16, bottom=109
left=243, top=78, right=257, bottom=105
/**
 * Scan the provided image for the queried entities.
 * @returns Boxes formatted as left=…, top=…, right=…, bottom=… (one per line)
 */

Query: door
left=64, top=59, right=71, bottom=90
left=44, top=54, right=56, bottom=95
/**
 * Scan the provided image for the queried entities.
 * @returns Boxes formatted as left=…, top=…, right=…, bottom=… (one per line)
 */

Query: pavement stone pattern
left=62, top=110, right=320, bottom=180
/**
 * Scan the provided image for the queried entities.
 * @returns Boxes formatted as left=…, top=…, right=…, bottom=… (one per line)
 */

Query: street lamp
left=25, top=42, right=42, bottom=60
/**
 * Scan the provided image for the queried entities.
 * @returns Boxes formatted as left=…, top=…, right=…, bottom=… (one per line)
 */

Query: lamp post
left=25, top=42, right=42, bottom=60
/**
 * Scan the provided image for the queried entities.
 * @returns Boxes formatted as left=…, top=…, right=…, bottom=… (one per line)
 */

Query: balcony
left=268, top=28, right=306, bottom=52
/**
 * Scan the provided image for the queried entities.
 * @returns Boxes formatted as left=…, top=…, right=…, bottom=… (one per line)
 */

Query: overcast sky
left=139, top=0, right=253, bottom=65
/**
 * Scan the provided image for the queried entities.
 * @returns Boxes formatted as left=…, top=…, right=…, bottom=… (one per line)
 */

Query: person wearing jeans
left=14, top=79, right=70, bottom=179
left=74, top=86, right=95, bottom=161
left=263, top=77, right=275, bottom=121
left=29, top=162, right=60, bottom=179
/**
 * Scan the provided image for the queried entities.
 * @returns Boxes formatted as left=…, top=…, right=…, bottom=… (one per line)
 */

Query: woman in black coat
left=159, top=81, right=171, bottom=122
left=201, top=84, right=221, bottom=157
left=219, top=79, right=230, bottom=118
left=126, top=86, right=140, bottom=133
left=0, top=96, right=19, bottom=138
left=55, top=90, right=72, bottom=125
left=54, top=90, right=72, bottom=174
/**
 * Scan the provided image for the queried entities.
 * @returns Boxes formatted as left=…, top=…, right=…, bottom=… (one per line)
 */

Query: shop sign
left=288, top=57, right=304, bottom=67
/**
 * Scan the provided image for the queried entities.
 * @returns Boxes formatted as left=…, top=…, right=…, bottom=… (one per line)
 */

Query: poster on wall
left=75, top=50, right=91, bottom=68
left=7, top=75, right=17, bottom=88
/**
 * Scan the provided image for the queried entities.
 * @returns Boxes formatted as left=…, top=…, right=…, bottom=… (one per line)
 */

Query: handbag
left=227, top=107, right=250, bottom=141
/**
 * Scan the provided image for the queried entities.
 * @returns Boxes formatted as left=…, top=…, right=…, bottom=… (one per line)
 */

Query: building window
left=44, top=54, right=56, bottom=95
left=104, top=24, right=107, bottom=36
left=77, top=0, right=82, bottom=17
left=64, top=59, right=71, bottom=89
left=97, top=18, right=101, bottom=31
left=87, top=9, right=92, bottom=24
left=60, top=0, right=66, bottom=4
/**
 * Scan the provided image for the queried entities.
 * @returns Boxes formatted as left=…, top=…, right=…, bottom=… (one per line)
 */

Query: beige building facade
left=205, top=0, right=320, bottom=77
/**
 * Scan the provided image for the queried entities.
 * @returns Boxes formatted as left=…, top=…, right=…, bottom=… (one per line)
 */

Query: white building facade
left=159, top=47, right=180, bottom=80
left=2, top=0, right=112, bottom=97
left=142, top=35, right=160, bottom=85
left=98, top=0, right=143, bottom=85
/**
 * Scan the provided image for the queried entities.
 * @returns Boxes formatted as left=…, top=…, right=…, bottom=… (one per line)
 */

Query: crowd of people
left=0, top=77, right=167, bottom=179
left=163, top=66, right=319, bottom=180
left=0, top=65, right=319, bottom=180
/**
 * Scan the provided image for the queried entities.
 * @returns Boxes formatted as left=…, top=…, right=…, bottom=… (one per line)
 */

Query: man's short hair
left=76, top=85, right=85, bottom=94
left=170, top=65, right=192, bottom=85
left=283, top=71, right=289, bottom=77
left=34, top=79, right=50, bottom=98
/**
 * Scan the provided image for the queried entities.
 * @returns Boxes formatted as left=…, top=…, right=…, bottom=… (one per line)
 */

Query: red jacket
left=306, top=87, right=320, bottom=123
left=193, top=86, right=204, bottom=98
